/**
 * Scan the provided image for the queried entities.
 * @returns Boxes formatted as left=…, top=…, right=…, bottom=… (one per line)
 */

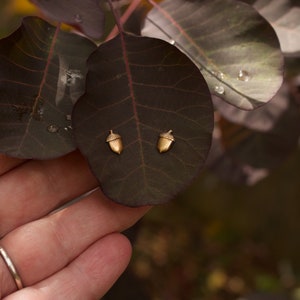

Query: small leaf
left=141, top=0, right=284, bottom=110
left=73, top=33, right=214, bottom=207
left=0, top=17, right=97, bottom=159
left=29, top=0, right=105, bottom=39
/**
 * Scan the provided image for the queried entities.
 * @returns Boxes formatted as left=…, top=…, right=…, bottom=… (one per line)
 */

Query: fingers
left=3, top=233, right=131, bottom=300
left=0, top=190, right=150, bottom=296
left=0, top=151, right=99, bottom=236
left=0, top=154, right=24, bottom=176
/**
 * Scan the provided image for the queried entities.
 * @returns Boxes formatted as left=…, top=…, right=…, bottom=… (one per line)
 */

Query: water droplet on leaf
left=64, top=125, right=73, bottom=131
left=74, top=14, right=83, bottom=23
left=210, top=70, right=224, bottom=80
left=216, top=71, right=224, bottom=80
left=237, top=70, right=251, bottom=82
left=65, top=114, right=72, bottom=121
left=47, top=125, right=59, bottom=133
left=214, top=85, right=225, bottom=95
left=61, top=69, right=83, bottom=87
left=36, top=107, right=44, bottom=120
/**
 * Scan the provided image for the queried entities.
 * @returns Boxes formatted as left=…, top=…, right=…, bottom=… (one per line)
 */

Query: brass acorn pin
left=106, top=130, right=123, bottom=154
left=157, top=130, right=175, bottom=153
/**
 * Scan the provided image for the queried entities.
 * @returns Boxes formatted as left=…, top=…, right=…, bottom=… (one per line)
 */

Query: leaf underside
left=0, top=17, right=97, bottom=159
left=246, top=0, right=300, bottom=54
left=215, top=86, right=300, bottom=170
left=29, top=0, right=105, bottom=39
left=73, top=33, right=214, bottom=207
left=213, top=83, right=290, bottom=132
left=141, top=0, right=284, bottom=110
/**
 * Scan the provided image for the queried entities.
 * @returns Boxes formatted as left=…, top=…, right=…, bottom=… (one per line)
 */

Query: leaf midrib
left=17, top=23, right=60, bottom=154
left=145, top=0, right=259, bottom=103
left=120, top=33, right=147, bottom=183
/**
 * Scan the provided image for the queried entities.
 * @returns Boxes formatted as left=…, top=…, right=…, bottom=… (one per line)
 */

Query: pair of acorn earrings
left=106, top=129, right=175, bottom=154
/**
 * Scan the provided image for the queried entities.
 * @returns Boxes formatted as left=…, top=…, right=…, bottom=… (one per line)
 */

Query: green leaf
left=73, top=33, right=213, bottom=207
left=0, top=17, right=97, bottom=159
left=30, top=0, right=105, bottom=39
left=141, top=0, right=284, bottom=110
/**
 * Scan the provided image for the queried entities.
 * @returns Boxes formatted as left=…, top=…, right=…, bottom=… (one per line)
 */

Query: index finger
left=0, top=151, right=98, bottom=236
left=0, top=154, right=25, bottom=176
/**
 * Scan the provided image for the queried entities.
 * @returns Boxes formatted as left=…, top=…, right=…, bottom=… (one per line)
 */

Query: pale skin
left=0, top=151, right=150, bottom=299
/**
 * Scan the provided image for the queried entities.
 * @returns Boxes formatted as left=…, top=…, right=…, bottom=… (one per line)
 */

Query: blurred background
left=1, top=1, right=300, bottom=299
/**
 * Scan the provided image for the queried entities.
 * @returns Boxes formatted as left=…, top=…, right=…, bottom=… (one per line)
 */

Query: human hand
left=0, top=151, right=149, bottom=299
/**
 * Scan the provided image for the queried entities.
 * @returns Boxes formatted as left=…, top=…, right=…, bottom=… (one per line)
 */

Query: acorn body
left=106, top=130, right=123, bottom=154
left=157, top=130, right=175, bottom=153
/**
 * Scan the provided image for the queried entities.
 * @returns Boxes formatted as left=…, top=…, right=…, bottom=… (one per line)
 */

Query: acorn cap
left=159, top=130, right=175, bottom=141
left=106, top=130, right=121, bottom=142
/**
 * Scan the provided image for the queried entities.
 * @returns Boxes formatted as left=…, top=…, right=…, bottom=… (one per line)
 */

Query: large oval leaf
left=0, top=17, right=97, bottom=159
left=29, top=0, right=105, bottom=39
left=141, top=0, right=284, bottom=110
left=73, top=33, right=213, bottom=207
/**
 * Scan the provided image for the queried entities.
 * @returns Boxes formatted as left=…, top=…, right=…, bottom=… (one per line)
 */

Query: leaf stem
left=106, top=0, right=141, bottom=40
left=106, top=0, right=124, bottom=34
left=33, top=22, right=61, bottom=117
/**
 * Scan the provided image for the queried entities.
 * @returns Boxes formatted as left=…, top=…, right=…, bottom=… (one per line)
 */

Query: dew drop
left=74, top=14, right=83, bottom=23
left=216, top=71, right=224, bottom=80
left=237, top=70, right=251, bottom=82
left=169, top=39, right=175, bottom=45
left=214, top=85, right=225, bottom=95
left=64, top=125, right=73, bottom=131
left=65, top=114, right=72, bottom=121
left=210, top=70, right=224, bottom=80
left=47, top=124, right=59, bottom=133
left=36, top=107, right=44, bottom=120
left=61, top=69, right=83, bottom=87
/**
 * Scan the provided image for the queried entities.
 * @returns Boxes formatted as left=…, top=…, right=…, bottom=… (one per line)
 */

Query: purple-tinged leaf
left=29, top=0, right=105, bottom=39
left=73, top=33, right=214, bottom=207
left=141, top=0, right=284, bottom=110
left=210, top=84, right=300, bottom=171
left=0, top=17, right=97, bottom=159
left=213, top=83, right=290, bottom=132
left=242, top=0, right=300, bottom=54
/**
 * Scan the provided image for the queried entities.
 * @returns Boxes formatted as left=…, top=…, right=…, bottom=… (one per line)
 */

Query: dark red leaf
left=73, top=33, right=214, bottom=206
left=0, top=17, right=97, bottom=159
left=30, top=0, right=105, bottom=39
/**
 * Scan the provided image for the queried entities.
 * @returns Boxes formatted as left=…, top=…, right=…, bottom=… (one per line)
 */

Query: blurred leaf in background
left=0, top=0, right=37, bottom=37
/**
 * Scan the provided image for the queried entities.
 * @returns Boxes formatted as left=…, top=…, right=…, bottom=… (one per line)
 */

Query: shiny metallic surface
left=106, top=130, right=123, bottom=154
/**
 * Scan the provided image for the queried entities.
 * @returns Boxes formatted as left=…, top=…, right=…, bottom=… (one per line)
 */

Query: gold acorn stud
left=157, top=130, right=175, bottom=153
left=106, top=130, right=123, bottom=154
